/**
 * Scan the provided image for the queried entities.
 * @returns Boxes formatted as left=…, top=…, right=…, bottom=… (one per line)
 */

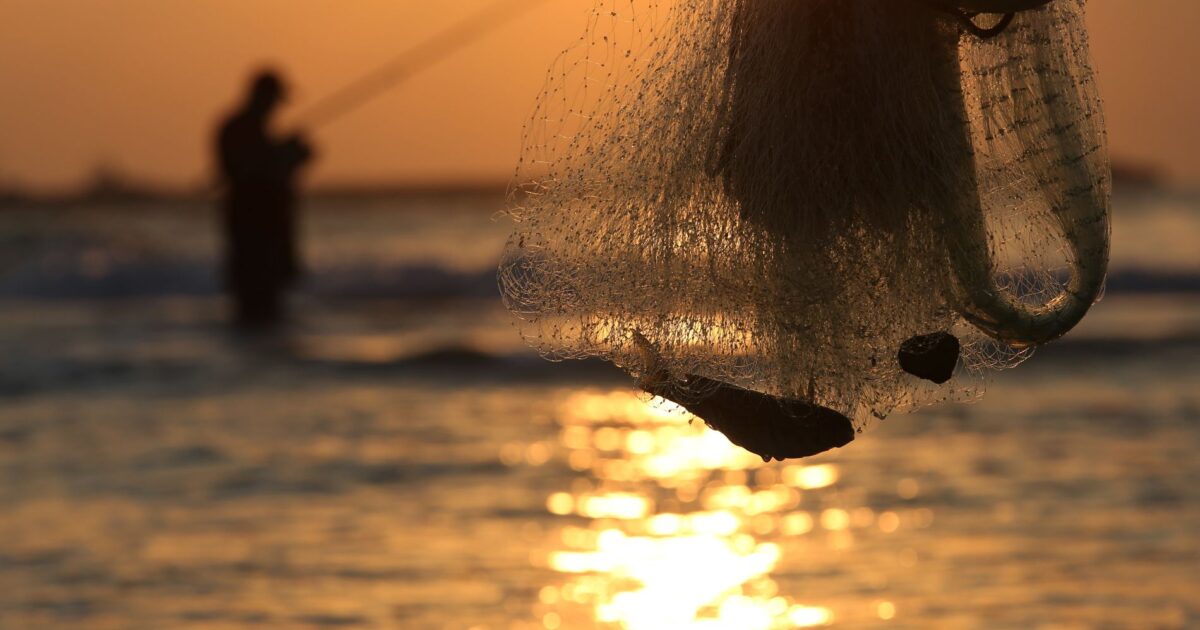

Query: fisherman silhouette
left=216, top=70, right=313, bottom=328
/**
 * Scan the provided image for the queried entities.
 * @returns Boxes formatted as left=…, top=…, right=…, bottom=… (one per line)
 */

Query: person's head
left=245, top=69, right=287, bottom=115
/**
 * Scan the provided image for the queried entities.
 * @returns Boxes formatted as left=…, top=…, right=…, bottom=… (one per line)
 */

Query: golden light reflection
left=819, top=509, right=851, bottom=532
left=897, top=477, right=920, bottom=500
left=781, top=512, right=815, bottom=536
left=536, top=389, right=842, bottom=629
left=790, top=606, right=836, bottom=627
left=783, top=463, right=840, bottom=490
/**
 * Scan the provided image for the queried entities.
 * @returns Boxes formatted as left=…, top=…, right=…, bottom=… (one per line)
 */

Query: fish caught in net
left=499, top=0, right=1110, bottom=460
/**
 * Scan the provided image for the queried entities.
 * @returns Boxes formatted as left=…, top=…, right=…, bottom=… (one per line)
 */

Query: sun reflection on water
left=533, top=390, right=842, bottom=629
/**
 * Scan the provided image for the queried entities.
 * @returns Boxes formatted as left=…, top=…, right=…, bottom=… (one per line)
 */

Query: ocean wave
left=1, top=256, right=1197, bottom=300
left=0, top=259, right=500, bottom=300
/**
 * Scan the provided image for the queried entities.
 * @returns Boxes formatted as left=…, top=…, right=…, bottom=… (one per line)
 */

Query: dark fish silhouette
left=633, top=332, right=855, bottom=461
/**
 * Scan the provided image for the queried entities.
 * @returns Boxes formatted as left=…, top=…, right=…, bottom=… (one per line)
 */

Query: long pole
left=296, top=0, right=550, bottom=130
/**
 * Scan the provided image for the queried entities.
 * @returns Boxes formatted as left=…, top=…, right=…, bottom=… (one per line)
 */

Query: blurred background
left=0, top=1, right=1197, bottom=629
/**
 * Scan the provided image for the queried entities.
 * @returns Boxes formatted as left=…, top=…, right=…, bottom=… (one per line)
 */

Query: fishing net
left=499, top=0, right=1109, bottom=430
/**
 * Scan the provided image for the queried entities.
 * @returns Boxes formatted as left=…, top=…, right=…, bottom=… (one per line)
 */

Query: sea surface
left=0, top=190, right=1197, bottom=629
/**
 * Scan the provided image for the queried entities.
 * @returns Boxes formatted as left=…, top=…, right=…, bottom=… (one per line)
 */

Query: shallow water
left=0, top=193, right=1197, bottom=629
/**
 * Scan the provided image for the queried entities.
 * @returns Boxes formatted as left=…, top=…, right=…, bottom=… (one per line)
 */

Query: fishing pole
left=296, top=0, right=551, bottom=130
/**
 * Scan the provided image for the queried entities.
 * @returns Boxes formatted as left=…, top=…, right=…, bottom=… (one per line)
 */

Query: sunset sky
left=1, top=0, right=1198, bottom=190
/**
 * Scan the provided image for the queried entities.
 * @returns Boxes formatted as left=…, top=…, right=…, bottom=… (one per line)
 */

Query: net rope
left=499, top=0, right=1109, bottom=429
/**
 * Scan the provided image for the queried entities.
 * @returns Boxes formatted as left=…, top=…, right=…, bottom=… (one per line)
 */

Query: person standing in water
left=215, top=70, right=314, bottom=328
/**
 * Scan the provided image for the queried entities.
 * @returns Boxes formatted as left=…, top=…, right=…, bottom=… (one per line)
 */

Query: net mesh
left=499, top=0, right=1109, bottom=428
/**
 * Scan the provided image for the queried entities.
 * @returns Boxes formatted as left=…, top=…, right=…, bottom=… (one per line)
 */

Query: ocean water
left=0, top=190, right=1197, bottom=629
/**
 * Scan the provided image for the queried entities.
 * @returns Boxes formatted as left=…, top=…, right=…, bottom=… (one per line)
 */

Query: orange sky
left=0, top=0, right=1197, bottom=190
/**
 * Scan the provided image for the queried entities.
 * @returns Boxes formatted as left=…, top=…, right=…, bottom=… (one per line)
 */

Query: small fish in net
left=499, top=0, right=1110, bottom=460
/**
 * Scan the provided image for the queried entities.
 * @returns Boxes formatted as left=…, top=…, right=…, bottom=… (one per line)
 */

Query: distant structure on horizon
left=1109, top=159, right=1166, bottom=191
